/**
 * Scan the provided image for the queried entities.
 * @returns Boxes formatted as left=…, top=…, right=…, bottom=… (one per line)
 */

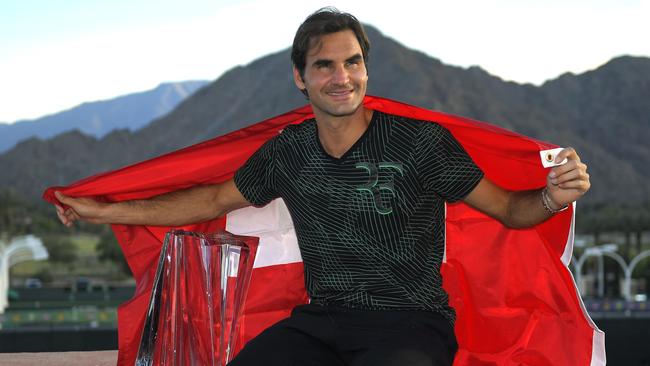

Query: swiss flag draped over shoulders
left=43, top=96, right=605, bottom=366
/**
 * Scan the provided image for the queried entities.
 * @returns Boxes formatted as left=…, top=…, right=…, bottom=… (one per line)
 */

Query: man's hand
left=464, top=146, right=590, bottom=228
left=546, top=147, right=590, bottom=209
left=55, top=191, right=107, bottom=227
left=53, top=179, right=252, bottom=228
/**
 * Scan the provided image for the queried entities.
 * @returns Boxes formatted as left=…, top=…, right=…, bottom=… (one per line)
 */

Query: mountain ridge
left=1, top=26, right=648, bottom=208
left=0, top=81, right=209, bottom=153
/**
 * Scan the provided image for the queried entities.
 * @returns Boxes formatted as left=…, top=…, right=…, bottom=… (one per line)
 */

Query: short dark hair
left=291, top=7, right=370, bottom=79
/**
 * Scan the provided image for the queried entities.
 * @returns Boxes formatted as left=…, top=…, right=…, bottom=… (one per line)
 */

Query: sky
left=1, top=0, right=648, bottom=123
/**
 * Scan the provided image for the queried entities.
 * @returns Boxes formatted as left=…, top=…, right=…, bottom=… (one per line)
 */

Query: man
left=55, top=8, right=590, bottom=366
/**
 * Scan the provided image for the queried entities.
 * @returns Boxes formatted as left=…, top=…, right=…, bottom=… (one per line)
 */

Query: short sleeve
left=234, top=137, right=280, bottom=207
left=417, top=123, right=484, bottom=202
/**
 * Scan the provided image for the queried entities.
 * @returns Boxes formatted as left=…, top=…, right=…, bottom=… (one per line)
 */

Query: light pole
left=573, top=244, right=650, bottom=301
left=626, top=250, right=650, bottom=301
left=0, top=235, right=49, bottom=314
left=573, top=243, right=619, bottom=298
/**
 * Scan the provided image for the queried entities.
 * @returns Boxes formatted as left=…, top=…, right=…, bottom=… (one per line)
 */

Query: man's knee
left=228, top=327, right=342, bottom=366
left=353, top=348, right=453, bottom=366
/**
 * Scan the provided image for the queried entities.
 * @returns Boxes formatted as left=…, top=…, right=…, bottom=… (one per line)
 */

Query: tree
left=577, top=204, right=618, bottom=245
left=632, top=204, right=650, bottom=254
left=0, top=188, right=67, bottom=236
left=0, top=188, right=28, bottom=236
left=42, top=235, right=77, bottom=264
left=96, top=227, right=131, bottom=276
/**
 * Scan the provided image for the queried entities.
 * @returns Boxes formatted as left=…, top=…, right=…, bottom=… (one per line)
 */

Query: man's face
left=293, top=30, right=368, bottom=118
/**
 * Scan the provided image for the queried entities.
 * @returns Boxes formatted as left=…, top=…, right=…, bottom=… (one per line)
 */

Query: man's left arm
left=463, top=147, right=590, bottom=228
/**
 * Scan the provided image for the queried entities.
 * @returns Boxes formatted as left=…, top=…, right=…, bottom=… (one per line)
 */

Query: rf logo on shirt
left=355, top=162, right=404, bottom=214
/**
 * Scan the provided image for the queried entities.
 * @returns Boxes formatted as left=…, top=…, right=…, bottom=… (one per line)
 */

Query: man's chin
left=315, top=101, right=363, bottom=118
left=329, top=109, right=359, bottom=117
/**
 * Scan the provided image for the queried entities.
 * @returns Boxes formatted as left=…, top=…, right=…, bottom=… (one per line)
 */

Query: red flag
left=43, top=96, right=605, bottom=365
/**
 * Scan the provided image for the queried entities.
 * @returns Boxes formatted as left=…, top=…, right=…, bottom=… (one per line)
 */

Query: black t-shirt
left=234, top=111, right=483, bottom=323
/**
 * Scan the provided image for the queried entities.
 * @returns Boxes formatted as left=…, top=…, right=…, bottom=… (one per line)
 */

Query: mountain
left=1, top=26, right=648, bottom=209
left=0, top=81, right=209, bottom=153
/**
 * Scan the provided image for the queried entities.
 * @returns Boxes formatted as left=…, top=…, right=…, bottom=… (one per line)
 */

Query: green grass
left=3, top=232, right=133, bottom=330
left=70, top=233, right=100, bottom=255
left=9, top=259, right=50, bottom=277
left=9, top=233, right=132, bottom=283
left=0, top=307, right=118, bottom=329
left=9, top=300, right=124, bottom=309
left=9, top=233, right=97, bottom=274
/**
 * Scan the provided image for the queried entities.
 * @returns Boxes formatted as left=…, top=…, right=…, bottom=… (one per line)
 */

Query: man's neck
left=314, top=108, right=374, bottom=158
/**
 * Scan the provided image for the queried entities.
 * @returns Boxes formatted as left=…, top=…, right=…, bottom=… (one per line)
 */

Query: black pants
left=228, top=304, right=458, bottom=366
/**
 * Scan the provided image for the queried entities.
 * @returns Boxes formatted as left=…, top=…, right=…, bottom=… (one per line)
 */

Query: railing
left=572, top=245, right=650, bottom=300
left=583, top=299, right=650, bottom=318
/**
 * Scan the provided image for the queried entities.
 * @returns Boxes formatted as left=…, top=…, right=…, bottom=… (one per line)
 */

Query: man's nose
left=331, top=65, right=350, bottom=84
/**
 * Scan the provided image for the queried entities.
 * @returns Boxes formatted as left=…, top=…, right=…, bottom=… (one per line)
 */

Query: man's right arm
left=55, top=178, right=251, bottom=227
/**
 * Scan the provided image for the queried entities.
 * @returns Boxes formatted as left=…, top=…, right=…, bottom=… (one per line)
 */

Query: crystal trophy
left=136, top=230, right=258, bottom=366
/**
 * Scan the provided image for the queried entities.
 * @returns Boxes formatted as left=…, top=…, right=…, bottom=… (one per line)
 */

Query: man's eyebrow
left=346, top=54, right=363, bottom=63
left=313, top=59, right=332, bottom=67
left=311, top=54, right=363, bottom=68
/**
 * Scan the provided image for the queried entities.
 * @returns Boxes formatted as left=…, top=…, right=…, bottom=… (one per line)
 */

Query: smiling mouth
left=326, top=89, right=353, bottom=97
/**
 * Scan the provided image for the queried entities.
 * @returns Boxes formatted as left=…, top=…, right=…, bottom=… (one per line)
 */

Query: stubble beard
left=314, top=100, right=363, bottom=118
left=312, top=87, right=365, bottom=118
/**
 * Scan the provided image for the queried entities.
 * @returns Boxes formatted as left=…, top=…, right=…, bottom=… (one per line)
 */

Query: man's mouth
left=326, top=89, right=353, bottom=97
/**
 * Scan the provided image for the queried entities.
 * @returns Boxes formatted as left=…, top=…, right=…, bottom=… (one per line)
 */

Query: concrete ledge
left=0, top=350, right=117, bottom=365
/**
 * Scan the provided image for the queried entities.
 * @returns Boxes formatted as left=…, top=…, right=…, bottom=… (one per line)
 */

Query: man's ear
left=292, top=66, right=306, bottom=90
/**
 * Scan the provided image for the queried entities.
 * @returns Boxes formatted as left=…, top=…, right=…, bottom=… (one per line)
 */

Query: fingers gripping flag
left=43, top=96, right=605, bottom=366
